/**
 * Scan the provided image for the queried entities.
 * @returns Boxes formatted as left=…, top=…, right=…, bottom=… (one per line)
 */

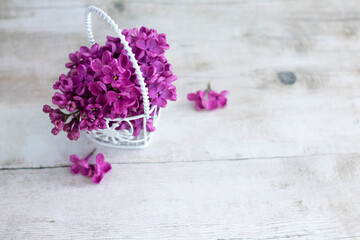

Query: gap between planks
left=0, top=152, right=351, bottom=171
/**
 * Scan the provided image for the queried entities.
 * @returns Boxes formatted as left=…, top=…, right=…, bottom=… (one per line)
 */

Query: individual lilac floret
left=207, top=90, right=229, bottom=110
left=92, top=153, right=112, bottom=184
left=43, top=105, right=67, bottom=135
left=107, top=90, right=136, bottom=118
left=187, top=90, right=206, bottom=111
left=148, top=82, right=176, bottom=108
left=69, top=149, right=95, bottom=177
left=136, top=39, right=165, bottom=55
left=80, top=43, right=101, bottom=59
left=65, top=51, right=81, bottom=69
left=90, top=51, right=116, bottom=77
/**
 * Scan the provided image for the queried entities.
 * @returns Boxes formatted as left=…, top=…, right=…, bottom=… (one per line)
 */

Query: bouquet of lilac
left=43, top=27, right=177, bottom=141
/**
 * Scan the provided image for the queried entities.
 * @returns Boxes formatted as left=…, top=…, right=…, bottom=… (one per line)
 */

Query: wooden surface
left=1, top=0, right=360, bottom=239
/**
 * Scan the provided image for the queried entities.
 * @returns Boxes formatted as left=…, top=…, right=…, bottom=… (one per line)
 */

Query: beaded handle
left=86, top=5, right=151, bottom=119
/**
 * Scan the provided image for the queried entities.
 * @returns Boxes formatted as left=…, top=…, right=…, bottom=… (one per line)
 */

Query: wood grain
left=1, top=154, right=360, bottom=239
left=1, top=0, right=360, bottom=239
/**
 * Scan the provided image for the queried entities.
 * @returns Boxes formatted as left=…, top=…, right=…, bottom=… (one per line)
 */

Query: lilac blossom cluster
left=43, top=27, right=177, bottom=141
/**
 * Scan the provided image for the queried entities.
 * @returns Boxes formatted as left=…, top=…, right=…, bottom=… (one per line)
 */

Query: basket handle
left=86, top=5, right=151, bottom=119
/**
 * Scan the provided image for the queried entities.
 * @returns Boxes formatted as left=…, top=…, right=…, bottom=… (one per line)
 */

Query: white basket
left=84, top=5, right=160, bottom=149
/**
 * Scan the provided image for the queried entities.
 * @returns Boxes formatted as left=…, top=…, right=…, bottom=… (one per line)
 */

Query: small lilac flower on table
left=187, top=90, right=206, bottom=111
left=70, top=154, right=92, bottom=177
left=207, top=90, right=230, bottom=110
left=92, top=153, right=112, bottom=184
left=69, top=151, right=93, bottom=177
left=187, top=83, right=229, bottom=111
left=69, top=149, right=112, bottom=184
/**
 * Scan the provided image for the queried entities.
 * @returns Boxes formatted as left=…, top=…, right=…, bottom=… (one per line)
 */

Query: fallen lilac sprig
left=187, top=83, right=229, bottom=111
left=69, top=149, right=112, bottom=184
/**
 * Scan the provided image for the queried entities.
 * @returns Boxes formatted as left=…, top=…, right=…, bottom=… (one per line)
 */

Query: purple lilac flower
left=187, top=85, right=229, bottom=111
left=63, top=117, right=76, bottom=132
left=72, top=64, right=93, bottom=95
left=148, top=82, right=175, bottom=108
left=102, top=64, right=132, bottom=89
left=53, top=74, right=74, bottom=93
left=90, top=51, right=116, bottom=77
left=107, top=90, right=137, bottom=118
left=69, top=153, right=92, bottom=177
left=146, top=118, right=156, bottom=132
left=65, top=51, right=81, bottom=69
left=92, top=153, right=112, bottom=184
left=69, top=150, right=112, bottom=184
left=187, top=90, right=206, bottom=111
left=206, top=90, right=229, bottom=110
left=136, top=39, right=165, bottom=56
left=42, top=105, right=52, bottom=113
left=67, top=120, right=80, bottom=141
left=80, top=43, right=101, bottom=59
left=43, top=106, right=66, bottom=135
left=65, top=100, right=76, bottom=112
left=87, top=81, right=108, bottom=107
left=131, top=118, right=156, bottom=137
left=52, top=92, right=67, bottom=108
left=88, top=81, right=107, bottom=96
left=86, top=104, right=103, bottom=119
left=105, top=36, right=125, bottom=58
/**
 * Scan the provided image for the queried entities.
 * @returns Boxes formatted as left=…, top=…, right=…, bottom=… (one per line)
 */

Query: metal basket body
left=85, top=107, right=160, bottom=149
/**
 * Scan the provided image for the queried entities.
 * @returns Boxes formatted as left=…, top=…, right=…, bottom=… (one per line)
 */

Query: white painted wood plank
left=1, top=154, right=360, bottom=239
left=2, top=83, right=360, bottom=168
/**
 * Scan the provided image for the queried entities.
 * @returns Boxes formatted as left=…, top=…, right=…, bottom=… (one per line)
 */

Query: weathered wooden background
left=1, top=0, right=360, bottom=239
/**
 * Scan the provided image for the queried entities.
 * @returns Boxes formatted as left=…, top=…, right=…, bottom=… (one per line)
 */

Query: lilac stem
left=63, top=110, right=80, bottom=121
left=84, top=148, right=97, bottom=162
left=67, top=110, right=80, bottom=117
left=207, top=82, right=211, bottom=92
